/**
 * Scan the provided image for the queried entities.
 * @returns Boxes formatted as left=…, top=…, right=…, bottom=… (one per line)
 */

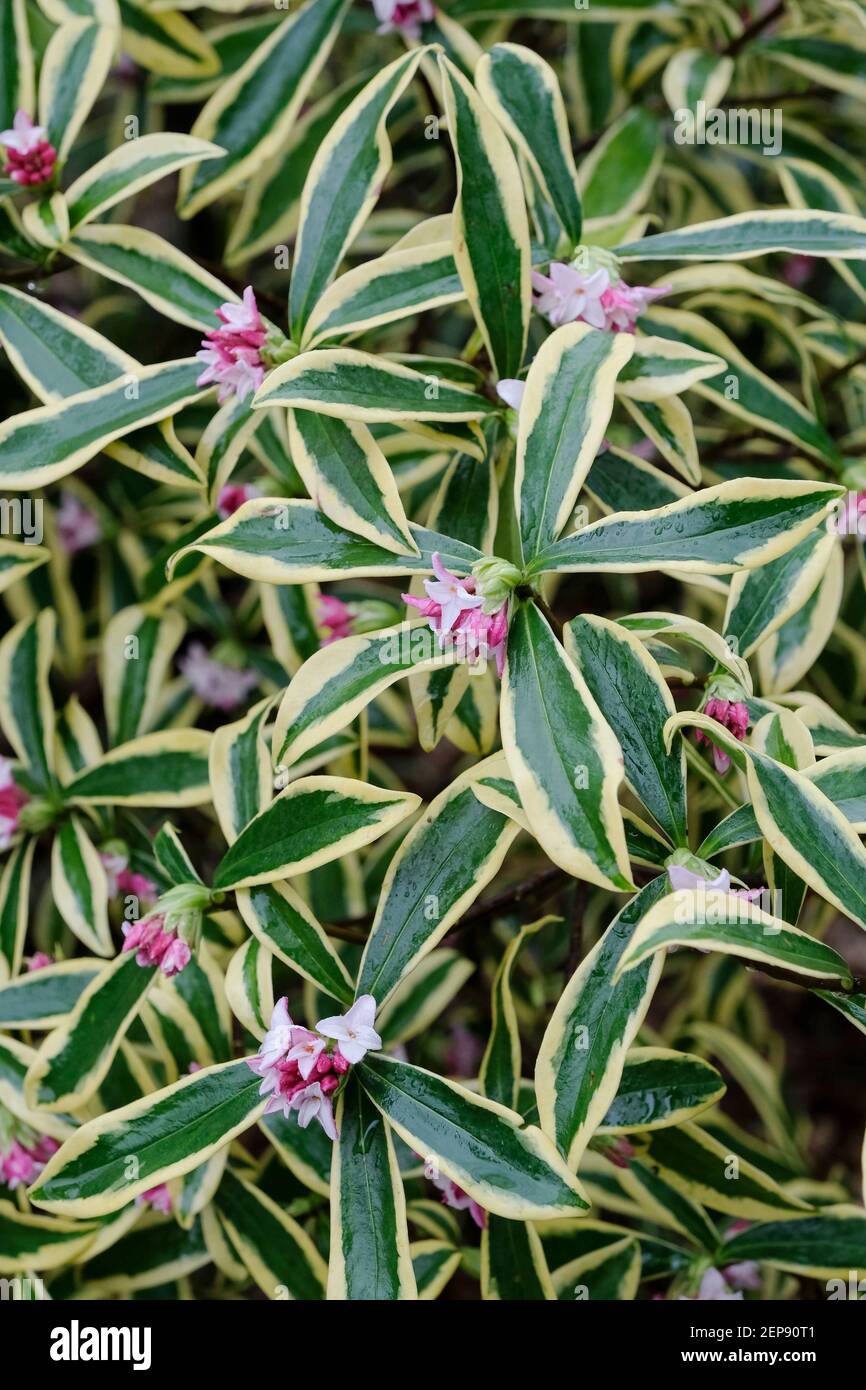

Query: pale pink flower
left=695, top=697, right=749, bottom=775
left=402, top=554, right=509, bottom=676
left=138, top=1183, right=172, bottom=1215
left=532, top=260, right=668, bottom=333
left=121, top=913, right=190, bottom=978
left=56, top=491, right=101, bottom=553
left=496, top=379, right=525, bottom=411
left=680, top=1267, right=743, bottom=1301
left=371, top=0, right=433, bottom=37
left=0, top=757, right=28, bottom=849
left=532, top=263, right=610, bottom=328
left=599, top=280, right=669, bottom=332
left=101, top=850, right=158, bottom=905
left=287, top=1027, right=327, bottom=1081
left=316, top=994, right=382, bottom=1065
left=196, top=287, right=267, bottom=403
left=0, top=111, right=56, bottom=186
left=26, top=952, right=54, bottom=971
left=217, top=482, right=260, bottom=520
left=429, top=1171, right=487, bottom=1229
left=667, top=863, right=732, bottom=895
left=178, top=641, right=259, bottom=711
left=317, top=594, right=355, bottom=645
left=254, top=997, right=295, bottom=1072
left=783, top=254, right=814, bottom=288
left=289, top=1080, right=338, bottom=1140
left=1, top=1139, right=38, bottom=1189
left=600, top=1136, right=636, bottom=1169
left=723, top=1260, right=761, bottom=1291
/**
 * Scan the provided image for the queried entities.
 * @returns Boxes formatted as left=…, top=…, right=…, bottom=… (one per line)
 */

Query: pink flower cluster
left=101, top=851, right=158, bottom=907
left=137, top=1183, right=172, bottom=1215
left=247, top=996, right=382, bottom=1142
left=403, top=554, right=509, bottom=676
left=26, top=952, right=54, bottom=971
left=695, top=697, right=749, bottom=775
left=531, top=261, right=668, bottom=333
left=217, top=482, right=260, bottom=520
left=318, top=594, right=355, bottom=645
left=196, top=287, right=267, bottom=404
left=56, top=492, right=102, bottom=554
left=0, top=111, right=57, bottom=187
left=179, top=641, right=259, bottom=711
left=122, top=914, right=190, bottom=977
left=424, top=1162, right=487, bottom=1228
left=0, top=1134, right=58, bottom=1189
left=0, top=757, right=28, bottom=849
left=371, top=0, right=433, bottom=38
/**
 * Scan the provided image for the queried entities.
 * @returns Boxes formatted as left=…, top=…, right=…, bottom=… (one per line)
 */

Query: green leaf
left=515, top=322, right=634, bottom=559
left=528, top=479, right=842, bottom=577
left=617, top=209, right=866, bottom=261
left=501, top=601, right=633, bottom=891
left=565, top=614, right=687, bottom=847
left=328, top=1077, right=416, bottom=1299
left=0, top=959, right=101, bottom=1031
left=25, top=953, right=156, bottom=1113
left=357, top=765, right=519, bottom=1008
left=615, top=884, right=853, bottom=988
left=600, top=1047, right=725, bottom=1132
left=216, top=1167, right=326, bottom=1299
left=480, top=918, right=550, bottom=1110
left=0, top=359, right=205, bottom=489
left=581, top=107, right=661, bottom=223
left=287, top=409, right=416, bottom=554
left=0, top=0, right=32, bottom=132
left=359, top=1053, right=589, bottom=1220
left=476, top=43, right=581, bottom=247
left=719, top=1210, right=866, bottom=1279
left=0, top=840, right=34, bottom=980
left=66, top=133, right=224, bottom=229
left=482, top=1217, right=555, bottom=1299
left=50, top=814, right=112, bottom=957
left=254, top=348, right=493, bottom=423
left=535, top=876, right=667, bottom=1167
left=438, top=53, right=531, bottom=379
left=0, top=1201, right=98, bottom=1273
left=0, top=611, right=55, bottom=785
left=30, top=1059, right=266, bottom=1217
left=637, top=1123, right=812, bottom=1220
left=65, top=730, right=212, bottom=807
left=169, top=499, right=483, bottom=586
left=212, top=775, right=419, bottom=890
left=237, top=881, right=354, bottom=1006
left=290, top=50, right=423, bottom=339
left=177, top=0, right=349, bottom=219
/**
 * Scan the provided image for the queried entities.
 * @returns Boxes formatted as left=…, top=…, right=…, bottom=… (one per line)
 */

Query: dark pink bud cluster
left=695, top=697, right=749, bottom=775
left=122, top=913, right=191, bottom=977
left=1, top=111, right=56, bottom=186
left=0, top=1134, right=58, bottom=1189
left=196, top=287, right=267, bottom=403
left=318, top=594, right=355, bottom=644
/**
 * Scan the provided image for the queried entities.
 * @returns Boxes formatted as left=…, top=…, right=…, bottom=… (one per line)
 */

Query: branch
left=721, top=0, right=786, bottom=59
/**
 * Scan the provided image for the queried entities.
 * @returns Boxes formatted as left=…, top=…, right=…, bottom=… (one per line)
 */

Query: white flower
left=0, top=110, right=49, bottom=156
left=290, top=1081, right=338, bottom=1140
left=495, top=378, right=525, bottom=411
left=667, top=863, right=731, bottom=894
left=531, top=263, right=610, bottom=328
left=423, top=553, right=482, bottom=636
left=316, top=994, right=383, bottom=1065
left=256, top=997, right=294, bottom=1070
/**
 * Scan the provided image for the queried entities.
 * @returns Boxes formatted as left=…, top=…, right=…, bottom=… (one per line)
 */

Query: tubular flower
left=217, top=482, right=260, bottom=520
left=371, top=0, right=434, bottom=38
left=121, top=913, right=191, bottom=978
left=317, top=594, right=355, bottom=644
left=0, top=757, right=28, bottom=849
left=246, top=996, right=381, bottom=1141
left=403, top=553, right=511, bottom=676
left=532, top=249, right=668, bottom=333
left=196, top=287, right=268, bottom=403
left=694, top=696, right=749, bottom=775
left=0, top=111, right=57, bottom=186
left=178, top=642, right=259, bottom=711
left=56, top=492, right=102, bottom=553
left=0, top=1131, right=58, bottom=1190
